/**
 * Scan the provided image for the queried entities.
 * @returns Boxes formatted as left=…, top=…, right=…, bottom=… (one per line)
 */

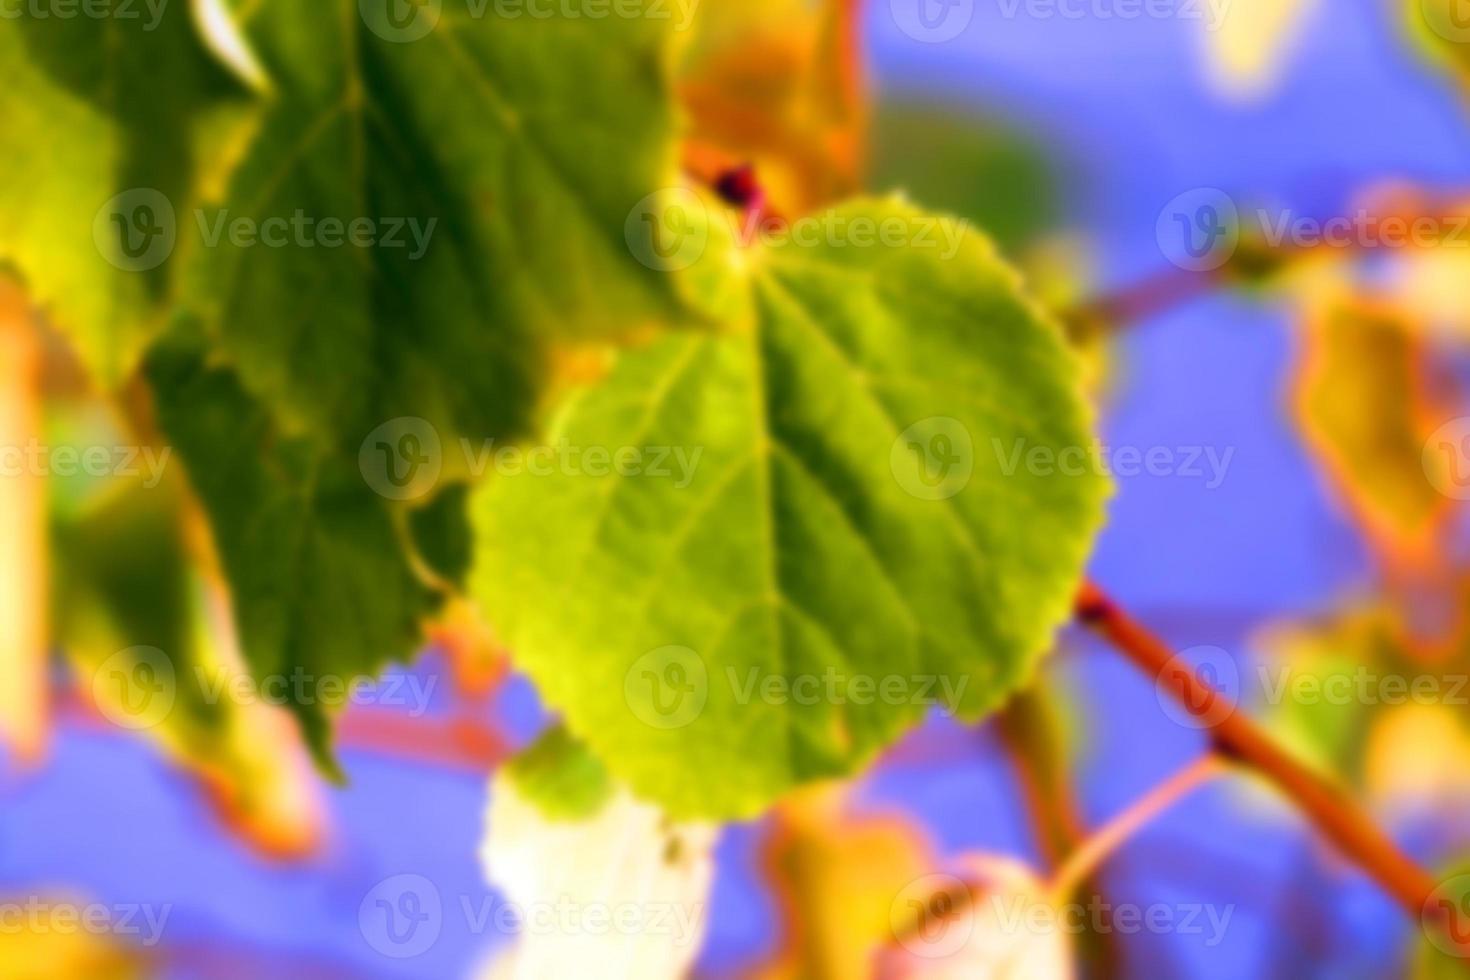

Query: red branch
left=1075, top=580, right=1443, bottom=925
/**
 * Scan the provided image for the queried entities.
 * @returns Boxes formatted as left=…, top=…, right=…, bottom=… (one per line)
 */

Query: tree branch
left=1074, top=580, right=1440, bottom=922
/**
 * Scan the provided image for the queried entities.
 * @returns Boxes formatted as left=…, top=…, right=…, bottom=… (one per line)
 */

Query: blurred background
left=7, top=0, right=1470, bottom=976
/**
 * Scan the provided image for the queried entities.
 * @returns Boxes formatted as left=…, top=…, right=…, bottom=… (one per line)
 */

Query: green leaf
left=51, top=476, right=195, bottom=676
left=31, top=0, right=695, bottom=769
left=472, top=198, right=1108, bottom=818
left=0, top=2, right=244, bottom=382
left=503, top=726, right=614, bottom=822
left=182, top=0, right=691, bottom=446
left=1294, top=303, right=1450, bottom=563
left=51, top=469, right=238, bottom=767
left=145, top=330, right=436, bottom=767
left=409, top=482, right=474, bottom=588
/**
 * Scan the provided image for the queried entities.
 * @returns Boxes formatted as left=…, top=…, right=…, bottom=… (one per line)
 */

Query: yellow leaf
left=0, top=905, right=146, bottom=980
left=753, top=786, right=936, bottom=979
left=1293, top=299, right=1456, bottom=567
left=1202, top=0, right=1319, bottom=99
left=1365, top=703, right=1470, bottom=812
left=680, top=0, right=863, bottom=215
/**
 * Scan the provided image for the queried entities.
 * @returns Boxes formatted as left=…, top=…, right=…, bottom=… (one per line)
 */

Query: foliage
left=1, top=0, right=1104, bottom=820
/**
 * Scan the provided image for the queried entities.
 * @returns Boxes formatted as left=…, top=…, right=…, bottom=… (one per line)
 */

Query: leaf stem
left=1048, top=755, right=1222, bottom=901
left=998, top=689, right=1124, bottom=976
left=997, top=690, right=1089, bottom=871
left=1074, top=580, right=1439, bottom=920
left=887, top=751, right=1215, bottom=958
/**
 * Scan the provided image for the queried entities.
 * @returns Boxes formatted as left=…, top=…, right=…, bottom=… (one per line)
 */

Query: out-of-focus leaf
left=109, top=0, right=700, bottom=767
left=876, top=854, right=1073, bottom=980
left=1253, top=591, right=1470, bottom=826
left=409, top=482, right=475, bottom=589
left=1252, top=615, right=1381, bottom=781
left=1347, top=187, right=1470, bottom=338
left=1201, top=0, right=1319, bottom=99
left=51, top=412, right=324, bottom=855
left=0, top=3, right=244, bottom=383
left=753, top=787, right=937, bottom=979
left=1293, top=300, right=1455, bottom=566
left=473, top=198, right=1108, bottom=818
left=1018, top=236, right=1119, bottom=410
left=680, top=0, right=862, bottom=214
left=1365, top=704, right=1470, bottom=814
left=0, top=906, right=148, bottom=979
left=868, top=103, right=1056, bottom=254
left=145, top=332, right=435, bottom=770
left=186, top=0, right=691, bottom=448
left=502, top=727, right=613, bottom=822
left=479, top=756, right=716, bottom=978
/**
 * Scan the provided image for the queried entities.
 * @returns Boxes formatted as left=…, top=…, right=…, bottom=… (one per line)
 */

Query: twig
left=1074, top=580, right=1440, bottom=922
left=1049, top=755, right=1222, bottom=900
left=888, top=755, right=1217, bottom=953
left=998, top=689, right=1123, bottom=977
left=997, top=691, right=1088, bottom=870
